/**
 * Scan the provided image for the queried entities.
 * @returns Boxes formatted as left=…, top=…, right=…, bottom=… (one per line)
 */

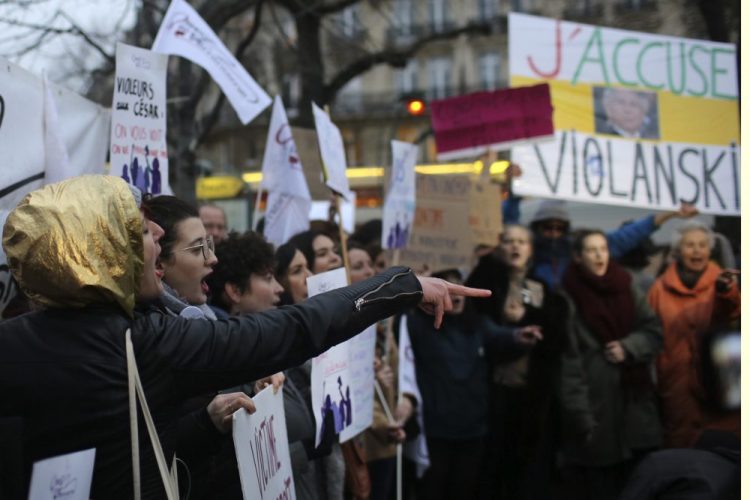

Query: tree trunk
left=295, top=12, right=325, bottom=127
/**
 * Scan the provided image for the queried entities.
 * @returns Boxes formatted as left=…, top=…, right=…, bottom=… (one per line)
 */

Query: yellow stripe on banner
left=511, top=75, right=739, bottom=146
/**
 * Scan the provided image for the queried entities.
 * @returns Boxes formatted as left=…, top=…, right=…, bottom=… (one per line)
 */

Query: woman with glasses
left=143, top=195, right=219, bottom=319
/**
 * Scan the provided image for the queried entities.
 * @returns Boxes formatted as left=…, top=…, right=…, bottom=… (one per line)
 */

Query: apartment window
left=428, top=57, right=452, bottom=99
left=479, top=52, right=501, bottom=90
left=394, top=0, right=413, bottom=35
left=478, top=0, right=497, bottom=20
left=510, top=0, right=536, bottom=12
left=395, top=60, right=418, bottom=97
left=340, top=5, right=360, bottom=38
left=429, top=0, right=448, bottom=31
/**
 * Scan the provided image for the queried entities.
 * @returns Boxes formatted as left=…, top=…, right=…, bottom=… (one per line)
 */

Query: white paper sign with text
left=109, top=43, right=170, bottom=195
left=312, top=103, right=350, bottom=200
left=233, top=386, right=295, bottom=500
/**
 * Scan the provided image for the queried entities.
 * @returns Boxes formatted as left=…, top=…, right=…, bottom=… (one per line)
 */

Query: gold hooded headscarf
left=3, top=175, right=144, bottom=316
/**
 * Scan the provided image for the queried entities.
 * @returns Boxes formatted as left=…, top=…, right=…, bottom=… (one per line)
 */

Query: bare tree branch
left=59, top=12, right=115, bottom=65
left=321, top=20, right=493, bottom=104
left=316, top=0, right=362, bottom=16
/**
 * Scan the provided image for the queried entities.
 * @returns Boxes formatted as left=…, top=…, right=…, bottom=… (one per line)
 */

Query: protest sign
left=400, top=175, right=474, bottom=273
left=0, top=57, right=110, bottom=314
left=109, top=43, right=170, bottom=195
left=431, top=84, right=554, bottom=161
left=308, top=268, right=375, bottom=445
left=233, top=386, right=295, bottom=500
left=289, top=127, right=332, bottom=200
left=469, top=176, right=503, bottom=245
left=152, top=0, right=271, bottom=125
left=261, top=96, right=311, bottom=246
left=312, top=103, right=351, bottom=200
left=382, top=141, right=418, bottom=250
left=509, top=13, right=740, bottom=215
left=28, top=448, right=96, bottom=500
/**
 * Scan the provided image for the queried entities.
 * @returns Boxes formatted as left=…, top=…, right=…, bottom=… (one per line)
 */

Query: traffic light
left=406, top=98, right=426, bottom=116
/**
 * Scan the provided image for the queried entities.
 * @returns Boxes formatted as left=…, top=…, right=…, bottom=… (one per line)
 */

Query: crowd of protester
left=0, top=174, right=740, bottom=500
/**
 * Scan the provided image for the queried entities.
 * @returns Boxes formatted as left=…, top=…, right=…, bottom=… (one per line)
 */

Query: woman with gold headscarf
left=0, top=175, right=487, bottom=499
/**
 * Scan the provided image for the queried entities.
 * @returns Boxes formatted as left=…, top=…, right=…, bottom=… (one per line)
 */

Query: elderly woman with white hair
left=648, top=220, right=740, bottom=448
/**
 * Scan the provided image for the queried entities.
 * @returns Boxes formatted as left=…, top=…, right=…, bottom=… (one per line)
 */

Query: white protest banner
left=382, top=140, right=418, bottom=249
left=312, top=103, right=351, bottom=200
left=28, top=448, right=96, bottom=500
left=397, top=316, right=429, bottom=477
left=153, top=0, right=272, bottom=125
left=261, top=96, right=311, bottom=246
left=233, top=386, right=295, bottom=500
left=0, top=57, right=110, bottom=314
left=110, top=43, right=170, bottom=195
left=509, top=13, right=740, bottom=215
left=307, top=268, right=375, bottom=445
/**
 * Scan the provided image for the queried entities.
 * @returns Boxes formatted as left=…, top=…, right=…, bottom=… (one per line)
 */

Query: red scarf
left=563, top=261, right=652, bottom=394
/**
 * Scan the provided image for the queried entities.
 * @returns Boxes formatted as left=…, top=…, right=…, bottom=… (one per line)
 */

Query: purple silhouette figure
left=129, top=157, right=139, bottom=186
left=151, top=159, right=162, bottom=194
left=121, top=164, right=130, bottom=184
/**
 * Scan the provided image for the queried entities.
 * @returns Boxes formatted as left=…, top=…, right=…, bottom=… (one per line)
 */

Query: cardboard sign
left=509, top=13, right=740, bottom=215
left=109, top=43, right=170, bottom=195
left=28, top=448, right=96, bottom=500
left=233, top=386, right=295, bottom=500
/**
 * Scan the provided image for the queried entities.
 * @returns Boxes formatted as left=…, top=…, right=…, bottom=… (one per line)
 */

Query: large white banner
left=233, top=386, right=296, bottom=500
left=308, top=268, right=376, bottom=446
left=261, top=96, right=311, bottom=246
left=109, top=43, right=170, bottom=195
left=0, top=57, right=110, bottom=314
left=153, top=0, right=272, bottom=125
left=509, top=13, right=740, bottom=215
left=382, top=140, right=418, bottom=249
left=312, top=103, right=350, bottom=200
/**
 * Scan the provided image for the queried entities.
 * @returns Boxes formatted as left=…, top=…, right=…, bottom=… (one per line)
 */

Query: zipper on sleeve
left=354, top=270, right=420, bottom=311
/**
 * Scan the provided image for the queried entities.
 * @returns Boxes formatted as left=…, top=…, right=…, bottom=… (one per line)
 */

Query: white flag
left=264, top=191, right=311, bottom=247
left=152, top=0, right=272, bottom=125
left=312, top=103, right=350, bottom=200
left=42, top=75, right=71, bottom=184
left=398, top=315, right=430, bottom=477
left=260, top=96, right=311, bottom=246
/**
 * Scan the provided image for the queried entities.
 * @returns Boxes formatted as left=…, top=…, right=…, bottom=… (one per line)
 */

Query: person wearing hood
left=528, top=199, right=698, bottom=290
left=0, top=175, right=485, bottom=499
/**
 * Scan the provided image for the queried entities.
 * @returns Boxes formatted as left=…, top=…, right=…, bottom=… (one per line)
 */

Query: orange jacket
left=648, top=261, right=740, bottom=447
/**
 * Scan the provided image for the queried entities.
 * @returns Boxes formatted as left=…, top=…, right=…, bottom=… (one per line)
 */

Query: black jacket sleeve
left=132, top=267, right=423, bottom=398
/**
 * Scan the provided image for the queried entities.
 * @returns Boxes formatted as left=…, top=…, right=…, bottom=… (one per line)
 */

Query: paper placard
left=233, top=386, right=296, bottom=500
left=28, top=448, right=96, bottom=500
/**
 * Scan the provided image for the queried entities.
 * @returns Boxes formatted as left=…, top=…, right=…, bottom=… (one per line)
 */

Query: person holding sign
left=0, top=175, right=487, bottom=499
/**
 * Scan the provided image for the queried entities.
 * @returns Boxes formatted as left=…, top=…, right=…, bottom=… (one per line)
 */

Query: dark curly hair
left=206, top=231, right=276, bottom=310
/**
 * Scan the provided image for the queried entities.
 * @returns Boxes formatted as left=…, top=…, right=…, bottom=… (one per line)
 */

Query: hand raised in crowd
left=254, top=371, right=285, bottom=395
left=416, top=276, right=491, bottom=328
left=654, top=202, right=699, bottom=226
left=207, top=392, right=256, bottom=434
left=716, top=268, right=739, bottom=293
left=514, top=325, right=543, bottom=346
left=375, top=360, right=395, bottom=389
left=604, top=341, right=627, bottom=364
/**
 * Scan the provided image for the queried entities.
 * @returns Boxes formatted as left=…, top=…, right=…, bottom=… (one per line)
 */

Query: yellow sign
left=196, top=176, right=245, bottom=199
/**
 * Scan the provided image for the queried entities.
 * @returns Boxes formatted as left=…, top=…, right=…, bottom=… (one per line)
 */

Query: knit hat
left=530, top=199, right=570, bottom=232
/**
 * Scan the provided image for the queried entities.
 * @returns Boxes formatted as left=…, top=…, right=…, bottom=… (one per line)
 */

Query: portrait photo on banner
left=593, top=86, right=660, bottom=140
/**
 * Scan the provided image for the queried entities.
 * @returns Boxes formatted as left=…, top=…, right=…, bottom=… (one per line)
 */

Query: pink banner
left=430, top=83, right=554, bottom=160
